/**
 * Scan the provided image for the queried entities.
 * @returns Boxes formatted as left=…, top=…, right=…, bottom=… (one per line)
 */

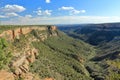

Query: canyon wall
left=0, top=26, right=57, bottom=40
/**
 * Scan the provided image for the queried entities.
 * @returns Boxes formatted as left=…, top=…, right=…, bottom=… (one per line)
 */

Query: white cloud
left=1, top=4, right=26, bottom=12
left=1, top=16, right=120, bottom=25
left=35, top=8, right=52, bottom=16
left=45, top=0, right=51, bottom=3
left=25, top=15, right=32, bottom=18
left=0, top=15, right=7, bottom=18
left=0, top=12, right=18, bottom=18
left=59, top=6, right=74, bottom=10
left=0, top=4, right=26, bottom=18
left=59, top=6, right=86, bottom=15
left=5, top=12, right=18, bottom=17
left=70, top=10, right=86, bottom=15
left=44, top=10, right=52, bottom=16
left=35, top=9, right=42, bottom=15
left=81, top=10, right=86, bottom=13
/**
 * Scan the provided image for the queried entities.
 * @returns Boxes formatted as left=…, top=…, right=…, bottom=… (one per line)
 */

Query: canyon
left=1, top=23, right=120, bottom=80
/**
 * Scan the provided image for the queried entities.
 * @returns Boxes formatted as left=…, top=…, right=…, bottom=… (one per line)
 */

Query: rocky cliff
left=0, top=25, right=57, bottom=80
left=0, top=26, right=57, bottom=40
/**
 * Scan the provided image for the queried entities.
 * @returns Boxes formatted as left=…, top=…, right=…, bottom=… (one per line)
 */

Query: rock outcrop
left=50, top=26, right=57, bottom=31
left=11, top=47, right=38, bottom=80
left=0, top=30, right=14, bottom=40
left=0, top=25, right=58, bottom=80
left=0, top=26, right=57, bottom=40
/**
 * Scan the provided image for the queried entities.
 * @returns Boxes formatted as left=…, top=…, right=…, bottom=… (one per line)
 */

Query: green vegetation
left=12, top=35, right=29, bottom=51
left=0, top=24, right=120, bottom=80
left=107, top=60, right=120, bottom=69
left=105, top=71, right=120, bottom=80
left=30, top=31, right=95, bottom=80
left=59, top=24, right=120, bottom=80
left=0, top=38, right=12, bottom=70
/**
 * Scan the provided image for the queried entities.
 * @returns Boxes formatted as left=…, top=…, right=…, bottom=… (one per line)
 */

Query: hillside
left=30, top=30, right=96, bottom=80
left=59, top=23, right=120, bottom=80
left=0, top=25, right=96, bottom=80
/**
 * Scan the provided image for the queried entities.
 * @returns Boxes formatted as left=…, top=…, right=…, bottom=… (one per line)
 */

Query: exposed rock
left=12, top=55, right=26, bottom=68
left=0, top=30, right=13, bottom=40
left=0, top=70, right=15, bottom=80
left=14, top=28, right=22, bottom=39
left=26, top=48, right=38, bottom=63
left=20, top=72, right=34, bottom=80
left=20, top=72, right=40, bottom=80
left=22, top=64, right=29, bottom=71
left=0, top=26, right=57, bottom=40
left=11, top=47, right=39, bottom=79
left=43, top=78, right=54, bottom=80
left=19, top=65, right=28, bottom=73
left=21, top=27, right=32, bottom=35
left=24, top=59, right=29, bottom=65
left=0, top=26, right=57, bottom=80
left=39, top=34, right=48, bottom=41
left=14, top=67, right=22, bottom=75
left=50, top=26, right=57, bottom=31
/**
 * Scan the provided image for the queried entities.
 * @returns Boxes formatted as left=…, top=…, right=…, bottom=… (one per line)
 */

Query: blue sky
left=0, top=0, right=120, bottom=24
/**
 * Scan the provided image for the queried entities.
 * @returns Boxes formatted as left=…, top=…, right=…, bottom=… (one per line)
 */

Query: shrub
left=0, top=38, right=12, bottom=70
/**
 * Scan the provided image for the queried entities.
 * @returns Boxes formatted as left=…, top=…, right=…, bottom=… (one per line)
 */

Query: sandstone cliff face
left=0, top=26, right=57, bottom=80
left=13, top=28, right=22, bottom=39
left=50, top=26, right=57, bottom=31
left=0, top=30, right=13, bottom=40
left=11, top=47, right=38, bottom=80
left=0, top=26, right=57, bottom=40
